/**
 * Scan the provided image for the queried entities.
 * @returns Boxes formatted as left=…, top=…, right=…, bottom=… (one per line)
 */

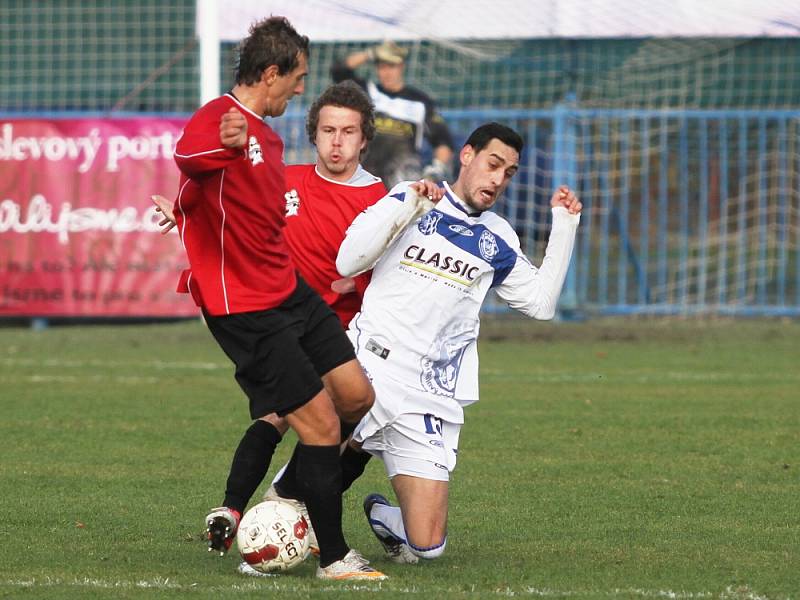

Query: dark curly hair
left=306, top=81, right=376, bottom=157
left=235, top=16, right=310, bottom=85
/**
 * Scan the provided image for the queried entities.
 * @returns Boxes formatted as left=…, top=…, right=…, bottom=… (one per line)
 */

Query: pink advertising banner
left=0, top=117, right=199, bottom=317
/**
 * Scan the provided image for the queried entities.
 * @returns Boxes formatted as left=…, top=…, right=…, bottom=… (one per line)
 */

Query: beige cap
left=374, top=40, right=408, bottom=64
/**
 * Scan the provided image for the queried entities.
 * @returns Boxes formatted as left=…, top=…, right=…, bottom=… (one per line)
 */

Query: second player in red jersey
left=283, top=163, right=384, bottom=326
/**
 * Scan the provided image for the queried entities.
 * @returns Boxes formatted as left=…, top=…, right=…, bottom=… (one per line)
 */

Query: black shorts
left=204, top=276, right=355, bottom=419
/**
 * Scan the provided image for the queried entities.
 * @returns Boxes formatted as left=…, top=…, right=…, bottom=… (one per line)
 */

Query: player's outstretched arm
left=337, top=181, right=443, bottom=277
left=495, top=186, right=581, bottom=319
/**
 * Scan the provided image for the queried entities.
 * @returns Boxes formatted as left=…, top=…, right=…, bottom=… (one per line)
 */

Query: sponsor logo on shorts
left=365, top=338, right=390, bottom=359
left=429, top=439, right=444, bottom=448
left=434, top=463, right=447, bottom=470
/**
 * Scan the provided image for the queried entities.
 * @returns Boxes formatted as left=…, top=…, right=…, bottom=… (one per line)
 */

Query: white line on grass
left=1, top=579, right=785, bottom=599
left=0, top=374, right=161, bottom=385
left=4, top=358, right=799, bottom=386
left=0, top=357, right=227, bottom=370
left=481, top=371, right=800, bottom=384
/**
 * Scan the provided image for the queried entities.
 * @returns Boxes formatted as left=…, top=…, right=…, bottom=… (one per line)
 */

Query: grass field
left=1, top=317, right=798, bottom=599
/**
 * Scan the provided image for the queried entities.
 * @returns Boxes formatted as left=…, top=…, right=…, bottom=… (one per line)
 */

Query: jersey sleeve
left=174, top=107, right=244, bottom=178
left=494, top=207, right=580, bottom=320
left=336, top=182, right=434, bottom=277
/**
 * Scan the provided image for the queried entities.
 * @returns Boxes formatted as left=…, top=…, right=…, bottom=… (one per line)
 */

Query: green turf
left=1, top=318, right=797, bottom=599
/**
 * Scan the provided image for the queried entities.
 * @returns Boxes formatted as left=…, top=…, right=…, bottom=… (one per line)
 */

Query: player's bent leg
left=207, top=417, right=284, bottom=555
left=285, top=390, right=385, bottom=579
left=363, top=493, right=419, bottom=564
left=391, top=474, right=449, bottom=555
left=284, top=389, right=340, bottom=446
left=321, top=358, right=375, bottom=424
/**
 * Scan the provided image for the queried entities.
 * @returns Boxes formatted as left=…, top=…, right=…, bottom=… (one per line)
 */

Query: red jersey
left=283, top=164, right=386, bottom=326
left=173, top=94, right=296, bottom=315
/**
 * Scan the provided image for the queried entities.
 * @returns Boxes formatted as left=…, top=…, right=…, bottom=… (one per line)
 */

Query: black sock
left=273, top=443, right=302, bottom=499
left=222, top=420, right=282, bottom=514
left=274, top=420, right=357, bottom=499
left=340, top=420, right=357, bottom=440
left=295, top=443, right=349, bottom=567
left=340, top=444, right=371, bottom=493
left=276, top=425, right=367, bottom=498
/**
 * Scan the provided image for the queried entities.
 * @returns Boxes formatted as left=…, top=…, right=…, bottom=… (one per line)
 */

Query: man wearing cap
left=331, top=40, right=454, bottom=188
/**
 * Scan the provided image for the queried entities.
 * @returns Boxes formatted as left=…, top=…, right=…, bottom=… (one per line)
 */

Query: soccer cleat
left=316, top=549, right=387, bottom=580
left=262, top=485, right=319, bottom=556
left=236, top=561, right=274, bottom=578
left=363, top=493, right=419, bottom=564
left=205, top=506, right=240, bottom=556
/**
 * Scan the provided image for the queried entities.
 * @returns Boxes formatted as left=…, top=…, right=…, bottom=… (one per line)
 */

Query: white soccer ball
left=236, top=500, right=311, bottom=572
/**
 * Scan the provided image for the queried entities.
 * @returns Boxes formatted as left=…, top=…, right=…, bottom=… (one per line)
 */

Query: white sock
left=409, top=538, right=447, bottom=559
left=270, top=462, right=288, bottom=487
left=369, top=503, right=408, bottom=542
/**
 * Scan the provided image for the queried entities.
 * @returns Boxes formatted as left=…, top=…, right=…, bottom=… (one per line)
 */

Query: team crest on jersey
left=418, top=210, right=442, bottom=235
left=248, top=135, right=263, bottom=166
left=284, top=189, right=300, bottom=217
left=478, top=230, right=498, bottom=261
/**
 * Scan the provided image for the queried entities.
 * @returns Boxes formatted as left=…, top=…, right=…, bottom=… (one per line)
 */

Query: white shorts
left=355, top=411, right=461, bottom=482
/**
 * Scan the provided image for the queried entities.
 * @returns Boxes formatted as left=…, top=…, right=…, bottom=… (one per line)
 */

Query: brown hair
left=235, top=16, right=310, bottom=85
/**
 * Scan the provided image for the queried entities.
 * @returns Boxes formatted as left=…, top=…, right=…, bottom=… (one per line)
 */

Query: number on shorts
left=423, top=413, right=443, bottom=435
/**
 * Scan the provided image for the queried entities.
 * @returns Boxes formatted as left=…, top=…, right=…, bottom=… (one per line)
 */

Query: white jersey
left=337, top=181, right=580, bottom=421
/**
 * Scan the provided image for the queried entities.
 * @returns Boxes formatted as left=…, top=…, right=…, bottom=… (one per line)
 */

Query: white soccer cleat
left=363, top=493, right=419, bottom=564
left=236, top=561, right=275, bottom=578
left=316, top=549, right=387, bottom=580
left=262, top=485, right=319, bottom=556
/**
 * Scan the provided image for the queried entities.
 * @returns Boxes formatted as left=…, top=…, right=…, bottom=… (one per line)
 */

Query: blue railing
left=276, top=106, right=800, bottom=317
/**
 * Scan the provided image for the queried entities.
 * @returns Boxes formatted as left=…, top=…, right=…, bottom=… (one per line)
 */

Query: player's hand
left=550, top=185, right=582, bottom=215
left=409, top=180, right=445, bottom=204
left=220, top=107, right=248, bottom=149
left=331, top=277, right=356, bottom=294
left=151, top=194, right=177, bottom=234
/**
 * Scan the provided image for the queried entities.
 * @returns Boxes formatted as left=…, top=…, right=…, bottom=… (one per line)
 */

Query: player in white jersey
left=335, top=122, right=582, bottom=563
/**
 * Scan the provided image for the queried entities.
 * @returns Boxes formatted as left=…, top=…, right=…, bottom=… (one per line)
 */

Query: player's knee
left=259, top=413, right=289, bottom=435
left=336, top=384, right=374, bottom=423
left=297, top=395, right=341, bottom=445
left=409, top=537, right=447, bottom=560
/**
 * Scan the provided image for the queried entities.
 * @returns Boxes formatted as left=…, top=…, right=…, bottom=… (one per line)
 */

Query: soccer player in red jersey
left=170, top=17, right=384, bottom=580
left=156, top=79, right=390, bottom=573
left=282, top=81, right=387, bottom=327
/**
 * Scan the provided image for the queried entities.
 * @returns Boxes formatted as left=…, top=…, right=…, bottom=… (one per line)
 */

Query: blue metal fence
left=3, top=105, right=796, bottom=318
left=277, top=107, right=800, bottom=317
